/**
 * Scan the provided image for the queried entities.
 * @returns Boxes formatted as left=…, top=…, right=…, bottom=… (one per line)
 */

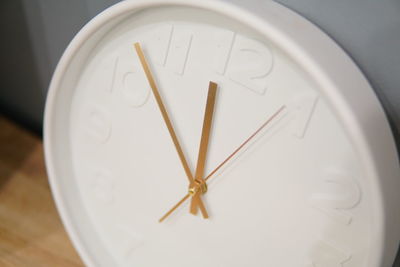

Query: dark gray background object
left=0, top=0, right=120, bottom=133
left=1, top=0, right=399, bottom=140
left=275, top=0, right=400, bottom=158
left=0, top=0, right=398, bottom=264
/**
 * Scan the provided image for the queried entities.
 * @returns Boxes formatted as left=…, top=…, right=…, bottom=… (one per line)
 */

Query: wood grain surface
left=0, top=116, right=84, bottom=266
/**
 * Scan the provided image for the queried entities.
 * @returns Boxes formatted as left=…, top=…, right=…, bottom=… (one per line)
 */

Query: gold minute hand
left=159, top=105, right=286, bottom=222
left=134, top=43, right=208, bottom=219
left=189, top=81, right=218, bottom=215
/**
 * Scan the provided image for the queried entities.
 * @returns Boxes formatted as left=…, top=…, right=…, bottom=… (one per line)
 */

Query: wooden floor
left=0, top=116, right=83, bottom=266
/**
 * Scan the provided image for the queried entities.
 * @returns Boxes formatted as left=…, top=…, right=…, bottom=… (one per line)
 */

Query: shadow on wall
left=0, top=116, right=38, bottom=190
left=273, top=0, right=400, bottom=155
left=0, top=0, right=121, bottom=135
left=0, top=0, right=45, bottom=135
left=395, top=247, right=400, bottom=267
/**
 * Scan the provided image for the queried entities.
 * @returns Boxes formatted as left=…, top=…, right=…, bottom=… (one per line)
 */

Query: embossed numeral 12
left=213, top=30, right=274, bottom=94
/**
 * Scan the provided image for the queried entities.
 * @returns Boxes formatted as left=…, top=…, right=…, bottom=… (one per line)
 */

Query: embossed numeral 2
left=310, top=169, right=362, bottom=225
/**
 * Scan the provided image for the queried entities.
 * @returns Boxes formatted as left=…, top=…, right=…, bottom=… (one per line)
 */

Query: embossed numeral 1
left=308, top=241, right=352, bottom=267
left=213, top=30, right=236, bottom=75
left=310, top=169, right=362, bottom=225
left=288, top=92, right=319, bottom=138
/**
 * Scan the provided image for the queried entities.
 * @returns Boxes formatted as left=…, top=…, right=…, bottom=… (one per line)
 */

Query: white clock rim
left=43, top=0, right=400, bottom=266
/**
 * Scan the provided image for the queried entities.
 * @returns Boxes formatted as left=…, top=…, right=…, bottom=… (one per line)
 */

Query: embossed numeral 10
left=99, top=54, right=151, bottom=108
left=213, top=31, right=274, bottom=94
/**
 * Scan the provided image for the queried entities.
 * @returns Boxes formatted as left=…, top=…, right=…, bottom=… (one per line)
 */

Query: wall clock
left=44, top=0, right=400, bottom=266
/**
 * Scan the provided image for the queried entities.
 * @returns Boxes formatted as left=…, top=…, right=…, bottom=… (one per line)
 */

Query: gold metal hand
left=159, top=105, right=286, bottom=222
left=134, top=43, right=208, bottom=219
left=189, top=81, right=218, bottom=215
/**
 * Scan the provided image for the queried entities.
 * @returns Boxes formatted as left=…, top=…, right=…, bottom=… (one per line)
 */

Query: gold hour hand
left=190, top=81, right=218, bottom=215
left=134, top=42, right=209, bottom=219
left=159, top=105, right=286, bottom=222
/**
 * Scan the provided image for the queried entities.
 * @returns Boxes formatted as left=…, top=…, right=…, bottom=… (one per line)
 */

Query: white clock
left=44, top=0, right=400, bottom=266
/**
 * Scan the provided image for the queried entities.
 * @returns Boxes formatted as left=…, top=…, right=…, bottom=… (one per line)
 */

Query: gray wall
left=1, top=0, right=399, bottom=141
left=275, top=0, right=400, bottom=153
left=0, top=0, right=119, bottom=133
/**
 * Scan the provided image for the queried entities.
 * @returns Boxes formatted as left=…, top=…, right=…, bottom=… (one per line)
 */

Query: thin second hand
left=159, top=105, right=286, bottom=222
left=205, top=105, right=286, bottom=182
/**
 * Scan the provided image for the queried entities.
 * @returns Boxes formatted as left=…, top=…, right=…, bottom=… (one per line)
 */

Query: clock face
left=46, top=4, right=385, bottom=267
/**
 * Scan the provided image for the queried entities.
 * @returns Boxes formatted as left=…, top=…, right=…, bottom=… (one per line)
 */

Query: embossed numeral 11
left=148, top=24, right=193, bottom=75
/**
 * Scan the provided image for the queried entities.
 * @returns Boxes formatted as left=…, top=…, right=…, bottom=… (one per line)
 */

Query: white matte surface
left=44, top=1, right=400, bottom=266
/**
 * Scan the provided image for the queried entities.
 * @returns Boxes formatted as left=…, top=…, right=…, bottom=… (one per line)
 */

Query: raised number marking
left=308, top=241, right=352, bottom=267
left=121, top=71, right=151, bottom=107
left=213, top=30, right=236, bottom=75
left=288, top=92, right=319, bottom=138
left=106, top=56, right=118, bottom=92
left=115, top=57, right=151, bottom=107
left=145, top=24, right=173, bottom=66
left=310, top=169, right=362, bottom=225
left=91, top=170, right=114, bottom=204
left=116, top=225, right=144, bottom=259
left=95, top=54, right=118, bottom=93
left=85, top=106, right=112, bottom=143
left=165, top=26, right=193, bottom=75
left=228, top=36, right=274, bottom=94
